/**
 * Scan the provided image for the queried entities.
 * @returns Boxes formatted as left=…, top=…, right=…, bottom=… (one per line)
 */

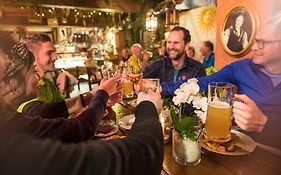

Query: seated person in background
left=84, top=50, right=97, bottom=68
left=161, top=12, right=281, bottom=149
left=200, top=40, right=215, bottom=68
left=143, top=26, right=206, bottom=84
left=186, top=45, right=197, bottom=61
left=157, top=40, right=168, bottom=57
left=84, top=50, right=102, bottom=82
left=119, top=48, right=131, bottom=66
left=0, top=91, right=164, bottom=175
left=127, top=43, right=150, bottom=73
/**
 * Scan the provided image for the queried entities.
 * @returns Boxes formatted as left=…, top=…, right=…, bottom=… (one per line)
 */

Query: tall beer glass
left=204, top=82, right=234, bottom=142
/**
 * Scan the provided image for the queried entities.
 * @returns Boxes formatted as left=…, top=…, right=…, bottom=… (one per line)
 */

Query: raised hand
left=95, top=74, right=122, bottom=96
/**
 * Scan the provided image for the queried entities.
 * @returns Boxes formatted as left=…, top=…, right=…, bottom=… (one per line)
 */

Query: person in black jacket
left=143, top=26, right=206, bottom=84
left=0, top=91, right=164, bottom=175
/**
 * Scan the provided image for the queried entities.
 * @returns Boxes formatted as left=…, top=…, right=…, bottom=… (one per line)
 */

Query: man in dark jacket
left=143, top=26, right=206, bottom=83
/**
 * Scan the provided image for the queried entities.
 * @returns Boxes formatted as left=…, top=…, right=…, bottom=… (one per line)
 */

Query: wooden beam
left=1, top=0, right=141, bottom=12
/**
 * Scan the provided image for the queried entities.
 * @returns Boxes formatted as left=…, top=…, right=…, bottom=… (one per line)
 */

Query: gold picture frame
left=221, top=6, right=256, bottom=57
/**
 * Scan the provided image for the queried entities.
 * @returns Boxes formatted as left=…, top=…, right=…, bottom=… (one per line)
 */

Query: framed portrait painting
left=221, top=6, right=256, bottom=57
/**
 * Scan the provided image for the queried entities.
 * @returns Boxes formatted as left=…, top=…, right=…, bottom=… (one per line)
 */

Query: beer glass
left=204, top=82, right=234, bottom=142
left=139, top=78, right=161, bottom=93
left=122, top=78, right=134, bottom=98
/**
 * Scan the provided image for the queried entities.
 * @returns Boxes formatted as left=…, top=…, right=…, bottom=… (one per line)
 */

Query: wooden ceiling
left=0, top=0, right=163, bottom=27
left=1, top=0, right=142, bottom=12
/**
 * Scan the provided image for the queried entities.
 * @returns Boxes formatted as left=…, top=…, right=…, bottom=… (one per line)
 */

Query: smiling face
left=167, top=30, right=189, bottom=61
left=33, top=41, right=58, bottom=76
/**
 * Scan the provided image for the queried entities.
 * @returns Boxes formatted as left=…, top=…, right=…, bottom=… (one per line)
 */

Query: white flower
left=194, top=110, right=207, bottom=124
left=172, top=78, right=208, bottom=124
left=201, top=97, right=208, bottom=112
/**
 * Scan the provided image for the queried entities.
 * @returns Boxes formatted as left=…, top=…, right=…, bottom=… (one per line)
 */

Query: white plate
left=119, top=114, right=136, bottom=130
left=95, top=125, right=118, bottom=138
left=201, top=130, right=256, bottom=155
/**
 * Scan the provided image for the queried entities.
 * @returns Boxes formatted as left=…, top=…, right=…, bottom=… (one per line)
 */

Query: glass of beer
left=122, top=78, right=134, bottom=98
left=204, top=82, right=234, bottom=142
left=139, top=78, right=161, bottom=93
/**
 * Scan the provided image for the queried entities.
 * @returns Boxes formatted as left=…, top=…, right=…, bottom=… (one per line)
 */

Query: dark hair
left=3, top=43, right=35, bottom=83
left=0, top=32, right=16, bottom=55
left=188, top=46, right=196, bottom=56
left=231, top=9, right=246, bottom=27
left=170, top=26, right=191, bottom=44
left=203, top=41, right=214, bottom=51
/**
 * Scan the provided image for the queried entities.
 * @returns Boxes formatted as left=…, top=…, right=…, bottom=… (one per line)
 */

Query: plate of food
left=119, top=114, right=136, bottom=130
left=95, top=124, right=118, bottom=137
left=201, top=130, right=256, bottom=155
left=95, top=119, right=119, bottom=137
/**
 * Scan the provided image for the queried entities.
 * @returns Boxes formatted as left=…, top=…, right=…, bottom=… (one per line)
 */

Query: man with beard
left=143, top=26, right=206, bottom=86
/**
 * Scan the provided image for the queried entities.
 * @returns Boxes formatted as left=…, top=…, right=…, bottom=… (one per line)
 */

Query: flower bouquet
left=170, top=78, right=207, bottom=166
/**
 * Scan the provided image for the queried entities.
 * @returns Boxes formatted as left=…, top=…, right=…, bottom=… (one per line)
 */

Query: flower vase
left=172, top=129, right=201, bottom=166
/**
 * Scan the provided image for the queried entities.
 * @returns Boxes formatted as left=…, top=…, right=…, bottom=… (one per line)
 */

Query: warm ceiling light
left=146, top=10, right=158, bottom=32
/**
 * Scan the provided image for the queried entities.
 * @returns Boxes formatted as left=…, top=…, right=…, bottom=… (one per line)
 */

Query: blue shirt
left=161, top=59, right=281, bottom=148
left=203, top=52, right=215, bottom=68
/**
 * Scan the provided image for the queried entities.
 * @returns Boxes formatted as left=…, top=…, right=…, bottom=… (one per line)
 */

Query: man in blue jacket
left=161, top=13, right=281, bottom=149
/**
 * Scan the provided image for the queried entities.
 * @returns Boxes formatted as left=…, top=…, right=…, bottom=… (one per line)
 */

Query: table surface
left=111, top=102, right=281, bottom=175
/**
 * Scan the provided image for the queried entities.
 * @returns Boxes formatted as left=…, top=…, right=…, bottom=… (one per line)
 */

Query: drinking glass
left=122, top=78, right=135, bottom=98
left=139, top=78, right=161, bottom=93
left=104, top=67, right=123, bottom=106
left=204, top=82, right=234, bottom=142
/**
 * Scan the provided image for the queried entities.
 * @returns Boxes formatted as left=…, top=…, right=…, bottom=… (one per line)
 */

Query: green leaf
left=170, top=108, right=180, bottom=130
left=162, top=98, right=172, bottom=109
left=170, top=108, right=198, bottom=140
left=178, top=116, right=198, bottom=131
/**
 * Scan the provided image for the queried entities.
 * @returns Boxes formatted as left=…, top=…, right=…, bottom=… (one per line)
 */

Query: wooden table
left=161, top=143, right=281, bottom=175
left=111, top=102, right=281, bottom=175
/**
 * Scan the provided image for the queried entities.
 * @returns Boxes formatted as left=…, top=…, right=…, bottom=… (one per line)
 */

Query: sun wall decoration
left=196, top=6, right=216, bottom=36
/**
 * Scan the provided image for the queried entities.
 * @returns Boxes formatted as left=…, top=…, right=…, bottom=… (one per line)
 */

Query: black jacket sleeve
left=0, top=101, right=164, bottom=175
left=22, top=100, right=69, bottom=118
left=0, top=90, right=109, bottom=143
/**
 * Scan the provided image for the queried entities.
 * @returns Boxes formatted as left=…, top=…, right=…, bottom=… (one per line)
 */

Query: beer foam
left=209, top=101, right=230, bottom=108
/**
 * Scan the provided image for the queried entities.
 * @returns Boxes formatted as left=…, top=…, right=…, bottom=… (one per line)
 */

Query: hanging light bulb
left=146, top=9, right=158, bottom=32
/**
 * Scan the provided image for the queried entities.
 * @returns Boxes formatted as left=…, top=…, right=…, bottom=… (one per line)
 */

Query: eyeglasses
left=254, top=38, right=281, bottom=50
